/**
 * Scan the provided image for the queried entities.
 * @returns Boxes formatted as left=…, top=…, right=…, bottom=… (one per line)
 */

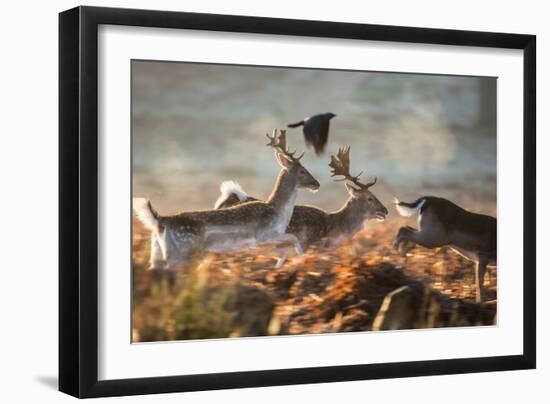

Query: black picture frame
left=59, top=5, right=536, bottom=398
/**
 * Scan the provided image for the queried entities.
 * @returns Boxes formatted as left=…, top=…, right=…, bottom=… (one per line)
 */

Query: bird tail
left=287, top=120, right=304, bottom=128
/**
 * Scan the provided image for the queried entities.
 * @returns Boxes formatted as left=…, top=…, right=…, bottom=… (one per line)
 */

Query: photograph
left=131, top=60, right=497, bottom=343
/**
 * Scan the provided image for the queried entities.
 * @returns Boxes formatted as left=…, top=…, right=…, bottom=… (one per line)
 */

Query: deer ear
left=275, top=151, right=293, bottom=169
left=345, top=182, right=361, bottom=198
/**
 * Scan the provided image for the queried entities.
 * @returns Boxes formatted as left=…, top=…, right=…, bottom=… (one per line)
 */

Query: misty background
left=132, top=61, right=496, bottom=215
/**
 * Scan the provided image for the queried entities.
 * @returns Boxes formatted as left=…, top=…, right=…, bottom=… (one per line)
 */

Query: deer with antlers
left=133, top=129, right=320, bottom=271
left=214, top=146, right=388, bottom=267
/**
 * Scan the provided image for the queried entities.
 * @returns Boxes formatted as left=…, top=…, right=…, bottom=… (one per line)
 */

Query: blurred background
left=131, top=60, right=497, bottom=342
left=132, top=61, right=496, bottom=215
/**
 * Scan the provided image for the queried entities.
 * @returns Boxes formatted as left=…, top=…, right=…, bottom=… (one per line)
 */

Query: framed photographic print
left=59, top=6, right=536, bottom=398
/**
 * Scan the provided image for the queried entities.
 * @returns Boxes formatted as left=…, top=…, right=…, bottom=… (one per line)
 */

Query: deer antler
left=266, top=129, right=304, bottom=162
left=329, top=146, right=376, bottom=189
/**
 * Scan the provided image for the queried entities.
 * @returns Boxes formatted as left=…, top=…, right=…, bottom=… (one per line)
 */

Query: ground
left=131, top=215, right=497, bottom=343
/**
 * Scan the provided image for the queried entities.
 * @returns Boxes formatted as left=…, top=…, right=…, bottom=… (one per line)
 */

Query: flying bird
left=287, top=112, right=336, bottom=156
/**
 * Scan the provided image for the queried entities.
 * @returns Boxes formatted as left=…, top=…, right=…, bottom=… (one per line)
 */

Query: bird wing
left=302, top=118, right=329, bottom=156
left=302, top=120, right=316, bottom=147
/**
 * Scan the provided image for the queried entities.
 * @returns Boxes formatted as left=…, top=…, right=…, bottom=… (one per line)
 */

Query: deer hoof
left=148, top=260, right=168, bottom=271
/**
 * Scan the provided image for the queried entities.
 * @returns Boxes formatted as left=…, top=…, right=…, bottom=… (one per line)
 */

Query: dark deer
left=214, top=146, right=388, bottom=267
left=393, top=196, right=496, bottom=302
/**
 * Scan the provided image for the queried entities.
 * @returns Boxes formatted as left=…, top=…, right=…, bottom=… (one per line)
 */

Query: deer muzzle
left=308, top=180, right=320, bottom=192
left=374, top=207, right=388, bottom=221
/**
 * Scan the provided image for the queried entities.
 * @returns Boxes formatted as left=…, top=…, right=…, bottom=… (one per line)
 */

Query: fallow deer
left=392, top=196, right=497, bottom=302
left=133, top=129, right=320, bottom=271
left=214, top=146, right=388, bottom=267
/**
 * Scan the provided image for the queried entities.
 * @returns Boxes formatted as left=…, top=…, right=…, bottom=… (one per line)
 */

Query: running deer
left=214, top=146, right=388, bottom=267
left=133, top=129, right=320, bottom=271
left=392, top=196, right=497, bottom=303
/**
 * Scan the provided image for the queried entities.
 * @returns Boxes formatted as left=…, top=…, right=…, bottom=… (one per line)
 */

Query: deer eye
left=299, top=169, right=305, bottom=174
left=367, top=197, right=374, bottom=203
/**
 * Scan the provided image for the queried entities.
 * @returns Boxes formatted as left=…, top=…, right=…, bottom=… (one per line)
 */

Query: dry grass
left=131, top=215, right=497, bottom=343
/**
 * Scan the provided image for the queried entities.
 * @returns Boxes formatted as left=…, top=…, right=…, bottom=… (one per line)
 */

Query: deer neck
left=328, top=197, right=364, bottom=237
left=266, top=169, right=298, bottom=219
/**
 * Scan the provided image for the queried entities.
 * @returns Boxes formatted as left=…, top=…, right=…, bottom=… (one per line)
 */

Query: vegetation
left=132, top=213, right=496, bottom=343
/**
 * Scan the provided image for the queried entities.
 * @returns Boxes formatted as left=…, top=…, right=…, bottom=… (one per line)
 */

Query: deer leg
left=486, top=266, right=492, bottom=283
left=162, top=229, right=201, bottom=271
left=148, top=235, right=167, bottom=270
left=393, top=226, right=418, bottom=251
left=275, top=254, right=288, bottom=269
left=264, top=246, right=289, bottom=268
left=393, top=226, right=409, bottom=249
left=475, top=255, right=489, bottom=303
left=393, top=226, right=444, bottom=251
left=271, top=233, right=304, bottom=255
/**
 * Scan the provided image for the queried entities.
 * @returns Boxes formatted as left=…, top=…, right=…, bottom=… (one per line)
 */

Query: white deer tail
left=133, top=198, right=159, bottom=231
left=393, top=197, right=426, bottom=217
left=214, top=181, right=248, bottom=209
